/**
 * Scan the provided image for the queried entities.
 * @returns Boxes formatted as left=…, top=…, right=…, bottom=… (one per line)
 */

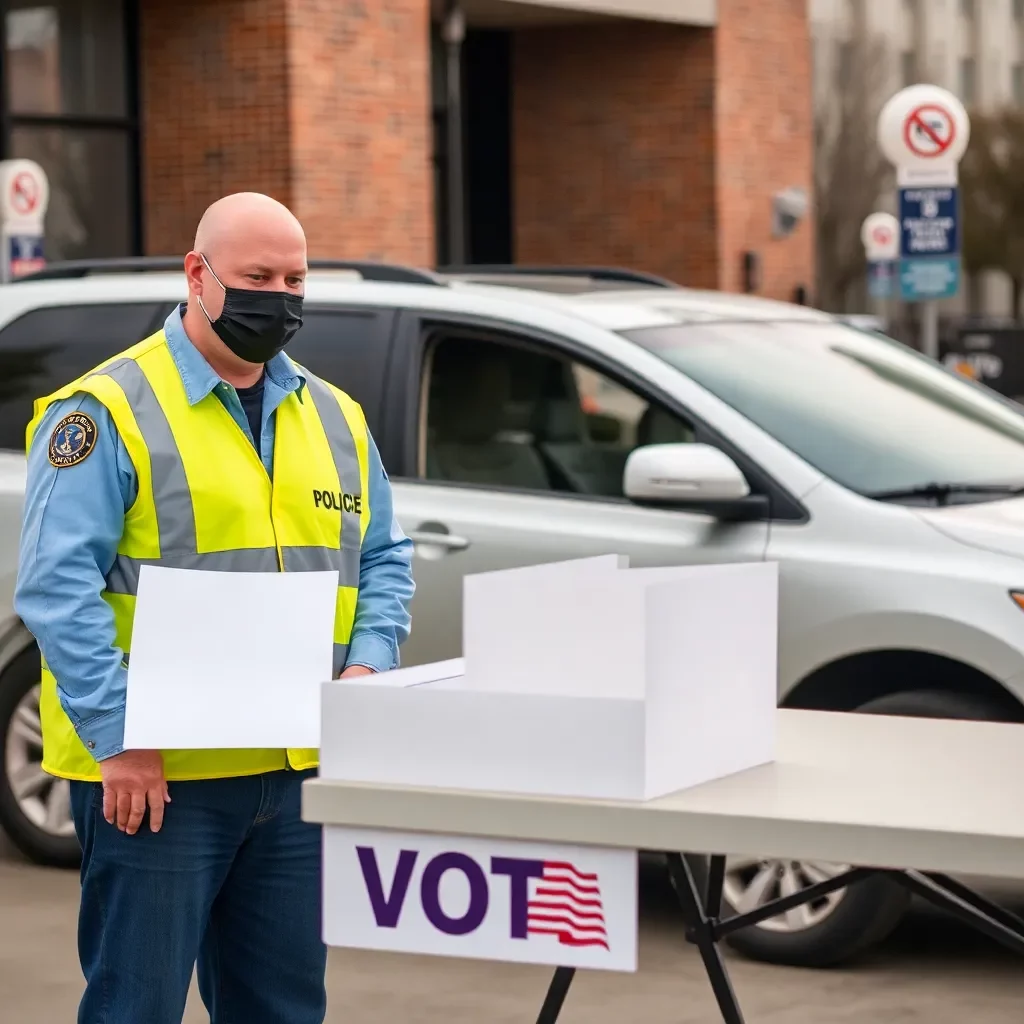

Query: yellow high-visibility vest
left=26, top=329, right=370, bottom=782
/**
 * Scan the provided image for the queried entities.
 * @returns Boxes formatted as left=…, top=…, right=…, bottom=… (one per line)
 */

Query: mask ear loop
left=196, top=252, right=227, bottom=324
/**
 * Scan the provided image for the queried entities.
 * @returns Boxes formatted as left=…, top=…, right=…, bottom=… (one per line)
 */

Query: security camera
left=772, top=187, right=809, bottom=239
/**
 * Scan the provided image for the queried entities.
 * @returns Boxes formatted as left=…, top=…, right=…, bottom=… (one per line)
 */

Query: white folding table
left=303, top=708, right=1024, bottom=1023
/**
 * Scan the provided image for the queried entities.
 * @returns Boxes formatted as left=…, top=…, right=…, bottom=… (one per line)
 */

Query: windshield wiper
left=866, top=482, right=1024, bottom=504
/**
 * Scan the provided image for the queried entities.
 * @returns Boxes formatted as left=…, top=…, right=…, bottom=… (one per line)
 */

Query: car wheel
left=718, top=686, right=1010, bottom=968
left=718, top=856, right=909, bottom=967
left=0, top=647, right=81, bottom=868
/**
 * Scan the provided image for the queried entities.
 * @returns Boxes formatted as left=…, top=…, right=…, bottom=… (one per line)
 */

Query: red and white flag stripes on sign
left=527, top=860, right=609, bottom=949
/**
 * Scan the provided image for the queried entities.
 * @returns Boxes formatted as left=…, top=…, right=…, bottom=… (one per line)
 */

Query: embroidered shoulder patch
left=47, top=412, right=98, bottom=468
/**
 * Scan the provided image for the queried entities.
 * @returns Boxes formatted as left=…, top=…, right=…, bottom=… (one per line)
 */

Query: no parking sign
left=902, top=104, right=958, bottom=160
left=861, top=212, right=899, bottom=300
left=0, top=159, right=49, bottom=281
left=877, top=85, right=970, bottom=305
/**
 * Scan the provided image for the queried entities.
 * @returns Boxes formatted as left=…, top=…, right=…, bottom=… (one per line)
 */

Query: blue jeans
left=69, top=768, right=326, bottom=1024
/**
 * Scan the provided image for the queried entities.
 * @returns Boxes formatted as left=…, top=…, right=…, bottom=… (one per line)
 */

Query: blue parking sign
left=7, top=233, right=44, bottom=278
left=899, top=185, right=960, bottom=300
left=899, top=186, right=958, bottom=257
left=900, top=255, right=960, bottom=301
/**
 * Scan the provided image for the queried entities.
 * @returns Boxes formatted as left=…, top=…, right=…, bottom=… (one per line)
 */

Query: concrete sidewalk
left=3, top=846, right=1024, bottom=1023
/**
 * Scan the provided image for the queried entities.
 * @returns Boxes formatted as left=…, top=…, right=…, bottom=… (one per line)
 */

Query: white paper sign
left=123, top=565, right=338, bottom=749
left=323, top=826, right=638, bottom=972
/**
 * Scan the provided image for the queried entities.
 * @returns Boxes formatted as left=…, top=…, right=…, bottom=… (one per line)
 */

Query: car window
left=286, top=307, right=392, bottom=435
left=624, top=320, right=1024, bottom=498
left=421, top=331, right=694, bottom=497
left=0, top=302, right=167, bottom=451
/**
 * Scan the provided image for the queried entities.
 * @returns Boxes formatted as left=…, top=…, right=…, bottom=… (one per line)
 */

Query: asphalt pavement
left=3, top=830, right=1024, bottom=1023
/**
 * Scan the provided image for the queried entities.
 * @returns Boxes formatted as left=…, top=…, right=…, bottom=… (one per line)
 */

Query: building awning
left=434, top=0, right=717, bottom=28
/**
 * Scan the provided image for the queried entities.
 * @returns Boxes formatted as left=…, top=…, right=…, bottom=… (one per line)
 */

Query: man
left=15, top=192, right=415, bottom=1024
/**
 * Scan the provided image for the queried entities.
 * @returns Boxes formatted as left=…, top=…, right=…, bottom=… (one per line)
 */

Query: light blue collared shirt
left=15, top=305, right=414, bottom=761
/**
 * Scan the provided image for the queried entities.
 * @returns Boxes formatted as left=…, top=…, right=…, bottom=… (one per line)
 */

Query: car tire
left=856, top=687, right=1009, bottom=722
left=717, top=686, right=1012, bottom=968
left=719, top=864, right=909, bottom=968
left=0, top=646, right=81, bottom=868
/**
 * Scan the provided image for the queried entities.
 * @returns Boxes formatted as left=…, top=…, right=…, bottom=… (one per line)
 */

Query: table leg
left=925, top=872, right=1024, bottom=937
left=535, top=966, right=575, bottom=1024
left=705, top=854, right=727, bottom=918
left=887, top=870, right=1024, bottom=957
left=667, top=852, right=747, bottom=1024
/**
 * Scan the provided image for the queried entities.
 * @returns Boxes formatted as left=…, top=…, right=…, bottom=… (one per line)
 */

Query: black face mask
left=197, top=254, right=304, bottom=364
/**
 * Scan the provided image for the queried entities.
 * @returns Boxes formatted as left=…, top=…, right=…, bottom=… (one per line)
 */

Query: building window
left=3, top=1, right=139, bottom=261
left=959, top=57, right=976, bottom=105
left=1014, top=63, right=1024, bottom=105
left=960, top=0, right=974, bottom=16
left=901, top=50, right=917, bottom=87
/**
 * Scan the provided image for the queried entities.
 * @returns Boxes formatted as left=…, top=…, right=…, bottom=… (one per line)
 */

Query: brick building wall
left=284, top=0, right=433, bottom=261
left=512, top=22, right=719, bottom=289
left=140, top=0, right=292, bottom=256
left=138, top=0, right=810, bottom=295
left=714, top=0, right=813, bottom=298
left=139, top=0, right=434, bottom=263
left=512, top=4, right=814, bottom=300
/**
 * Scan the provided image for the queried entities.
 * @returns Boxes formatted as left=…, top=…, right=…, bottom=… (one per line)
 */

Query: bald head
left=193, top=192, right=305, bottom=258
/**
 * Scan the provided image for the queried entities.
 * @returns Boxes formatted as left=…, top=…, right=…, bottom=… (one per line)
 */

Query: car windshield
left=622, top=320, right=1024, bottom=498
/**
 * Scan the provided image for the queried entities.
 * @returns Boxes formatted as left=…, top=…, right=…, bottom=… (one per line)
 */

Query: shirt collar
left=163, top=302, right=306, bottom=406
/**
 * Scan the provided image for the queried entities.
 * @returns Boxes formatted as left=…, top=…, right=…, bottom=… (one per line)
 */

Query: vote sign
left=323, top=826, right=638, bottom=971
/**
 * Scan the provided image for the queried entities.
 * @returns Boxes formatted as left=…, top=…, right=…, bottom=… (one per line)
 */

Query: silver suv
left=5, top=258, right=1024, bottom=971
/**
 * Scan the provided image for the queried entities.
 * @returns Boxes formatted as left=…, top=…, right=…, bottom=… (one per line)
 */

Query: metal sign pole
left=921, top=299, right=939, bottom=360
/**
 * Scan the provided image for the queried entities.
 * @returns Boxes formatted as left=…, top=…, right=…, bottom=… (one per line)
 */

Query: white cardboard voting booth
left=318, top=555, right=778, bottom=975
left=321, top=554, right=778, bottom=802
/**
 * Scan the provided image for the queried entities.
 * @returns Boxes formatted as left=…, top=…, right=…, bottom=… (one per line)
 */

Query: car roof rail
left=437, top=264, right=677, bottom=288
left=12, top=257, right=444, bottom=286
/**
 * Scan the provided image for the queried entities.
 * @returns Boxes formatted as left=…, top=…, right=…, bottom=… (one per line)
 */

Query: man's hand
left=99, top=749, right=170, bottom=835
left=339, top=665, right=375, bottom=680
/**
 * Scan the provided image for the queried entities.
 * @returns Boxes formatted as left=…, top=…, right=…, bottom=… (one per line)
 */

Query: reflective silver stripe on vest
left=106, top=549, right=281, bottom=595
left=280, top=545, right=360, bottom=587
left=98, top=358, right=198, bottom=554
left=333, top=643, right=350, bottom=677
left=93, top=359, right=360, bottom=598
left=303, top=375, right=363, bottom=561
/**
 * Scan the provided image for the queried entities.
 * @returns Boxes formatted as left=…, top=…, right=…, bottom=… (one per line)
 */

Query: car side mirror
left=623, top=443, right=767, bottom=520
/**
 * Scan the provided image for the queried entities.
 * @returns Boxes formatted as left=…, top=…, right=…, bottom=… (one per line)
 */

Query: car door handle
left=407, top=528, right=471, bottom=552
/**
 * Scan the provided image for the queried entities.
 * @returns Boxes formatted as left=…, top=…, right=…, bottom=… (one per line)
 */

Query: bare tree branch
left=960, top=108, right=1024, bottom=318
left=814, top=33, right=892, bottom=312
